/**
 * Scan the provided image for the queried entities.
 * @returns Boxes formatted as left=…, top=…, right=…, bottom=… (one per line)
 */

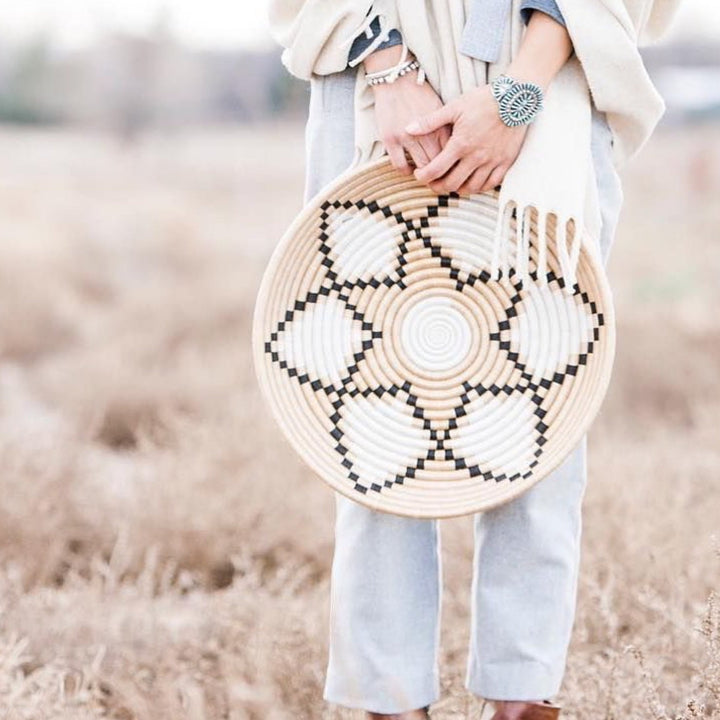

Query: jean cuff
left=466, top=659, right=563, bottom=701
left=324, top=668, right=439, bottom=713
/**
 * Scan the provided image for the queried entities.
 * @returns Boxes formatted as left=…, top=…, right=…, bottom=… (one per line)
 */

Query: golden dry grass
left=0, top=121, right=718, bottom=719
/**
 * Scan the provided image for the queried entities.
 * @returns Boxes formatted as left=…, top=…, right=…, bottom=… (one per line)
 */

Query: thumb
left=405, top=105, right=455, bottom=136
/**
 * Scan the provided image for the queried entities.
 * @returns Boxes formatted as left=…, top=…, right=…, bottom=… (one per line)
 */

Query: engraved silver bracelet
left=490, top=74, right=544, bottom=127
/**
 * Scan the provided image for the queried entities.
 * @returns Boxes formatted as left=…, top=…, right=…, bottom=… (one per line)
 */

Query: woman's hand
left=405, top=85, right=528, bottom=194
left=366, top=47, right=451, bottom=175
left=403, top=10, right=574, bottom=195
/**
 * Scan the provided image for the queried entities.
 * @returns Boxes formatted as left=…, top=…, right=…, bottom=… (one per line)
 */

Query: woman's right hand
left=365, top=46, right=451, bottom=175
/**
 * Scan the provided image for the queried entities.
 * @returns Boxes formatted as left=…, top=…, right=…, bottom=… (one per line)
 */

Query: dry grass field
left=0, top=120, right=719, bottom=720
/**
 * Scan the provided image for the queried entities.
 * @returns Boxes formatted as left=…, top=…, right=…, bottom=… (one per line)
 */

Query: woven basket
left=253, top=157, right=615, bottom=518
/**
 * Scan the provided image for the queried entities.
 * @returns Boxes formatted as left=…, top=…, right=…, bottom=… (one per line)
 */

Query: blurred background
left=0, top=2, right=718, bottom=719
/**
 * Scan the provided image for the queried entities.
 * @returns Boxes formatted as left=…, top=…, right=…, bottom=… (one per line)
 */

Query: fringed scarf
left=268, top=0, right=679, bottom=293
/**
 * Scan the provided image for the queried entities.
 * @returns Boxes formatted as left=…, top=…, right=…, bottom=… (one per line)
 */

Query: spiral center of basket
left=399, top=296, right=472, bottom=373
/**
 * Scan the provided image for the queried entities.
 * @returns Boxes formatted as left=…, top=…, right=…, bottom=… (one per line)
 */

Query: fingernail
left=405, top=122, right=420, bottom=134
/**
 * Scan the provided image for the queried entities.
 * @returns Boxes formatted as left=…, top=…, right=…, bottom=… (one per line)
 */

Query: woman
left=268, top=1, right=679, bottom=717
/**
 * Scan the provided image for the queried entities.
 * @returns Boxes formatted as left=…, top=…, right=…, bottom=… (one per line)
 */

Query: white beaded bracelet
left=366, top=59, right=422, bottom=86
left=362, top=39, right=427, bottom=88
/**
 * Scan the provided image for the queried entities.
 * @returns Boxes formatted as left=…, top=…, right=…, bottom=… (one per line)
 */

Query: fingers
left=457, top=167, right=491, bottom=196
left=416, top=133, right=442, bottom=165
left=405, top=104, right=455, bottom=136
left=385, top=139, right=413, bottom=175
left=457, top=164, right=508, bottom=196
left=413, top=139, right=462, bottom=184
left=429, top=158, right=477, bottom=194
left=438, top=125, right=452, bottom=150
left=387, top=144, right=413, bottom=175
left=403, top=135, right=431, bottom=168
left=481, top=164, right=509, bottom=192
left=386, top=131, right=444, bottom=174
left=413, top=127, right=452, bottom=168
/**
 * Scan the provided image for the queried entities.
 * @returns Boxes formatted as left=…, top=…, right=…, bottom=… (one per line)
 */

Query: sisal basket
left=252, top=157, right=615, bottom=519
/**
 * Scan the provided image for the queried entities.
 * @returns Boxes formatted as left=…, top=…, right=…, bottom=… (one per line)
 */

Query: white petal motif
left=430, top=197, right=495, bottom=275
left=510, top=284, right=594, bottom=376
left=277, top=296, right=364, bottom=386
left=325, top=206, right=399, bottom=282
left=340, top=395, right=431, bottom=487
left=447, top=394, right=537, bottom=478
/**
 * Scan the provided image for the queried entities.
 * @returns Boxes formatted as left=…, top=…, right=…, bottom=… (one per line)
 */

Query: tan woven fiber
left=252, top=157, right=615, bottom=518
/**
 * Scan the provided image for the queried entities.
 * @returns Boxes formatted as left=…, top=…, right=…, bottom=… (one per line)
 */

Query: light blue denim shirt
left=462, top=0, right=565, bottom=62
left=348, top=0, right=564, bottom=65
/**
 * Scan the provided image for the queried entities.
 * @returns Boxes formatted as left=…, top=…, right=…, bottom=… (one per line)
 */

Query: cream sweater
left=268, top=0, right=680, bottom=289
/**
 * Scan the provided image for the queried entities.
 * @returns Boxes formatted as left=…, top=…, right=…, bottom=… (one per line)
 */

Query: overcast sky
left=0, top=0, right=716, bottom=51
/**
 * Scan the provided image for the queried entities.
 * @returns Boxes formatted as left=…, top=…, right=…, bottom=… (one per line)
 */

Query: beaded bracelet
left=366, top=58, right=422, bottom=86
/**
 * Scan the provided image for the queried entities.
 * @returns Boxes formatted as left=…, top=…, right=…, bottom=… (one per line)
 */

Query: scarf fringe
left=490, top=198, right=584, bottom=296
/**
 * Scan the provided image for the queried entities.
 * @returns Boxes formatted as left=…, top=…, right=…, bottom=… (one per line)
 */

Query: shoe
left=366, top=706, right=431, bottom=719
left=480, top=699, right=561, bottom=720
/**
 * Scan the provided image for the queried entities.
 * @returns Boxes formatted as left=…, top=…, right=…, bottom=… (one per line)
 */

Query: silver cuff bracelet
left=490, top=74, right=544, bottom=127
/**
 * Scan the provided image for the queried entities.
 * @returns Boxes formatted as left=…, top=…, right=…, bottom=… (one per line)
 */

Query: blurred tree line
left=0, top=21, right=719, bottom=137
left=0, top=21, right=308, bottom=138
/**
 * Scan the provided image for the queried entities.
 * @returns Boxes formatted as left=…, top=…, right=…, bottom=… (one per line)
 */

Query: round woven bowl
left=253, top=157, right=615, bottom=518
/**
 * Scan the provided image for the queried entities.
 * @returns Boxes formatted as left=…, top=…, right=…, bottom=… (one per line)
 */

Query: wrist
left=504, top=64, right=553, bottom=93
left=364, top=46, right=425, bottom=89
left=364, top=45, right=412, bottom=73
left=506, top=14, right=573, bottom=92
left=370, top=67, right=420, bottom=92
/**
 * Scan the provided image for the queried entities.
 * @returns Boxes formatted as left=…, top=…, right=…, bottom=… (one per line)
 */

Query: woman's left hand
left=404, top=84, right=529, bottom=195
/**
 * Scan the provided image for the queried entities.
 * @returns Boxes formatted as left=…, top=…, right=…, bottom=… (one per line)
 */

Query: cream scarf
left=268, top=0, right=680, bottom=291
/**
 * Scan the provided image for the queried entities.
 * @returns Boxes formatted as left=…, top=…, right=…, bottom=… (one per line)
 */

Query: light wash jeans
left=304, top=67, right=623, bottom=714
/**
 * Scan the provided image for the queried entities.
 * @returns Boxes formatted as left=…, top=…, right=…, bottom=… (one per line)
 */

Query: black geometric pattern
left=264, top=194, right=606, bottom=496
left=264, top=290, right=381, bottom=397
